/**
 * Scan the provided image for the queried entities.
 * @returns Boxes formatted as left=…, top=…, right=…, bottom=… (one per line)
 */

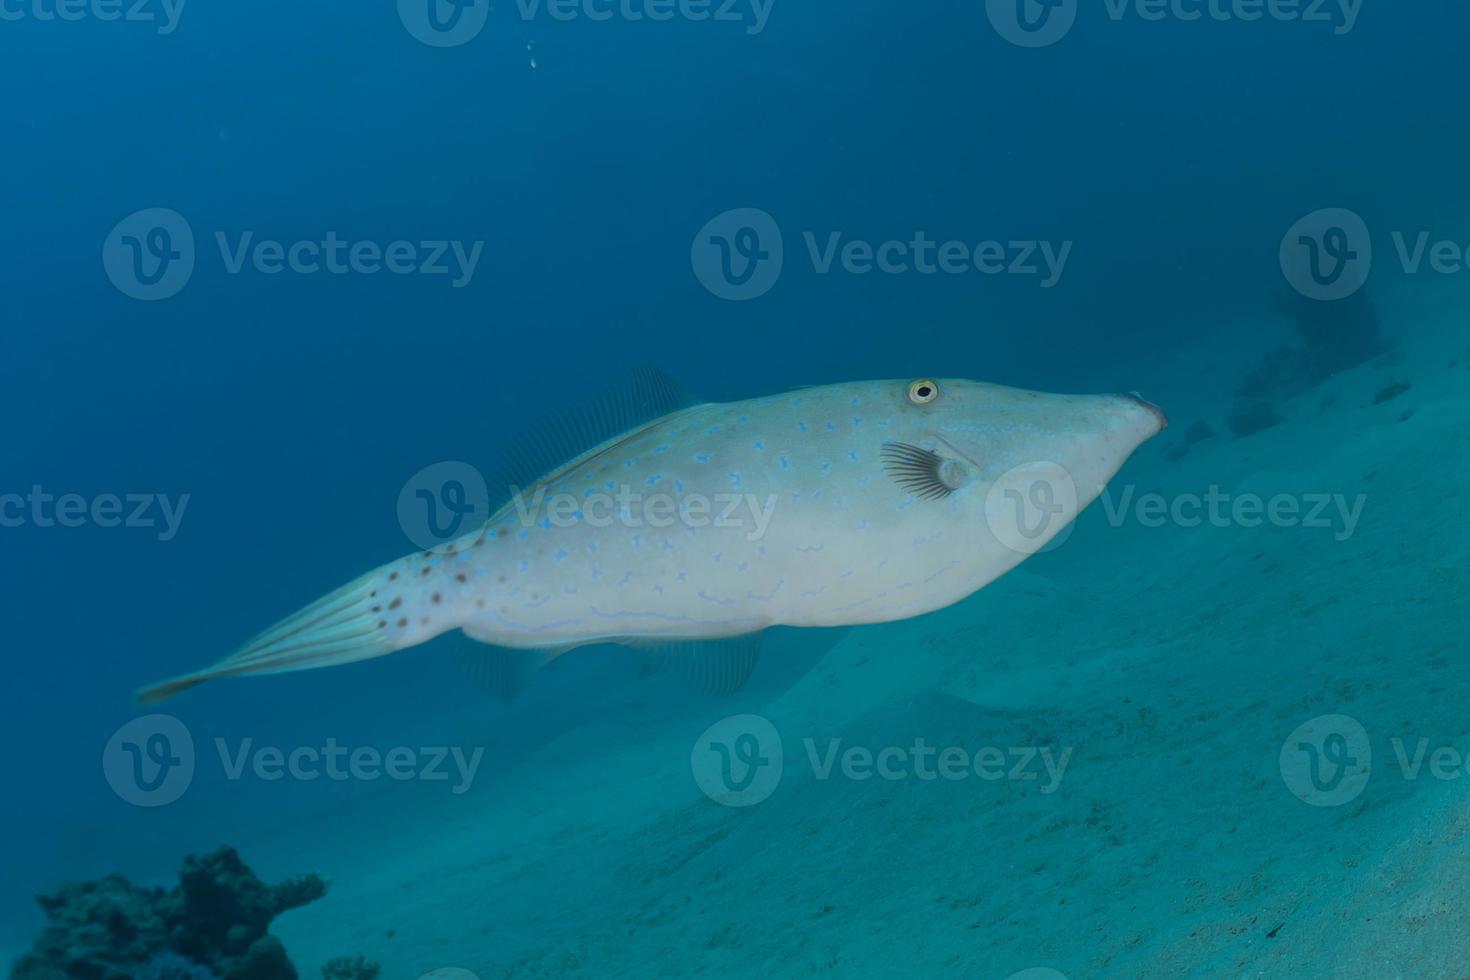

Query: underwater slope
left=263, top=297, right=1470, bottom=978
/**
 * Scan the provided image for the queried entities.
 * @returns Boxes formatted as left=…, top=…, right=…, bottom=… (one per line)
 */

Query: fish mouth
left=1121, top=392, right=1169, bottom=431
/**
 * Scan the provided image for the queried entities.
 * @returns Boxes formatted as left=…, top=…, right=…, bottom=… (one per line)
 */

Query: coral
left=1228, top=287, right=1387, bottom=438
left=1276, top=287, right=1384, bottom=379
left=1226, top=401, right=1280, bottom=439
left=1235, top=345, right=1315, bottom=402
left=1183, top=421, right=1214, bottom=445
left=8, top=847, right=327, bottom=980
left=1164, top=420, right=1218, bottom=461
left=168, top=846, right=327, bottom=972
left=1373, top=381, right=1411, bottom=404
left=321, top=955, right=382, bottom=980
left=8, top=873, right=171, bottom=980
left=136, top=952, right=222, bottom=980
left=221, top=936, right=296, bottom=980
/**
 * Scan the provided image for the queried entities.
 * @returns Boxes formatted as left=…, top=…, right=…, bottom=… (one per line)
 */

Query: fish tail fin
left=136, top=550, right=463, bottom=704
left=135, top=673, right=212, bottom=705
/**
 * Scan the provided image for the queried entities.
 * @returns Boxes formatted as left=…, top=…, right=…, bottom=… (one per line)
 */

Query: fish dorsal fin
left=631, top=633, right=765, bottom=697
left=486, top=364, right=705, bottom=519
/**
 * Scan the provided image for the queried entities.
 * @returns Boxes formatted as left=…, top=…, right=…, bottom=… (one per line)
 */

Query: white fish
left=138, top=373, right=1165, bottom=703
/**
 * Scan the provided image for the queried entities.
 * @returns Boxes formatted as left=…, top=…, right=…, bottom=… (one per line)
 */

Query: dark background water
left=2, top=0, right=1467, bottom=951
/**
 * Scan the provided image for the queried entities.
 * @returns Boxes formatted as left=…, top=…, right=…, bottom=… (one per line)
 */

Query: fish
left=137, top=370, right=1166, bottom=704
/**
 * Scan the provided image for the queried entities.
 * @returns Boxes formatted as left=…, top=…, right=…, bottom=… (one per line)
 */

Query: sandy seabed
left=276, top=286, right=1470, bottom=979
left=14, top=281, right=1468, bottom=980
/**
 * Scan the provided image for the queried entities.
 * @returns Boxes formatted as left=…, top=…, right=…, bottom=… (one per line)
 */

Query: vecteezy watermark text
left=980, top=462, right=1370, bottom=559
left=395, top=460, right=783, bottom=549
left=1, top=486, right=189, bottom=541
left=1280, top=207, right=1470, bottom=302
left=0, top=0, right=185, bottom=34
left=103, top=208, right=484, bottom=301
left=514, top=0, right=773, bottom=32
left=692, top=207, right=1071, bottom=300
left=397, top=0, right=771, bottom=47
left=215, top=231, right=482, bottom=286
left=690, top=714, right=1073, bottom=806
left=1280, top=714, right=1470, bottom=808
left=104, top=715, right=485, bottom=806
left=1100, top=0, right=1361, bottom=32
left=509, top=485, right=780, bottom=542
left=804, top=737, right=1071, bottom=793
left=985, top=0, right=1361, bottom=49
left=1099, top=485, right=1366, bottom=542
left=216, top=737, right=483, bottom=795
left=804, top=231, right=1071, bottom=287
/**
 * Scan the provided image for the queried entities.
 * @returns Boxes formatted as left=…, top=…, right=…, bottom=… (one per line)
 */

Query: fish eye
left=907, top=379, right=940, bottom=405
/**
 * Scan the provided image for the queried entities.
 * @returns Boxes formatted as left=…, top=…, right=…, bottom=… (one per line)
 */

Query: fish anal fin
left=630, top=633, right=765, bottom=697
left=455, top=644, right=565, bottom=704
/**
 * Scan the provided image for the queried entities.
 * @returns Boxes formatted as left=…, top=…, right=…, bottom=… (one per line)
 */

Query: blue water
left=4, top=3, right=1470, bottom=977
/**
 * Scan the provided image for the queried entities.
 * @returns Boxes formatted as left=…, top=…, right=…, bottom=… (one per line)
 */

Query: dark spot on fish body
left=432, top=593, right=442, bottom=605
left=389, top=598, right=402, bottom=610
left=397, top=618, right=408, bottom=628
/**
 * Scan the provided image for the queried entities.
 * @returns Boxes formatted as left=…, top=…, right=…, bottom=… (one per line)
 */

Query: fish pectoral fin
left=629, top=632, right=765, bottom=697
left=455, top=642, right=567, bottom=704
left=881, top=441, right=965, bottom=500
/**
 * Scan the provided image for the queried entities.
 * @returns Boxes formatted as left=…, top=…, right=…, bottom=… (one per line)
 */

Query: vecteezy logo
left=1279, top=713, right=1371, bottom=807
left=1280, top=207, right=1372, bottom=302
left=985, top=0, right=1077, bottom=48
left=691, top=207, right=784, bottom=301
left=102, top=208, right=195, bottom=301
left=398, top=461, right=493, bottom=550
left=103, top=714, right=196, bottom=807
left=398, top=0, right=489, bottom=48
left=984, top=461, right=1078, bottom=555
left=691, top=713, right=783, bottom=806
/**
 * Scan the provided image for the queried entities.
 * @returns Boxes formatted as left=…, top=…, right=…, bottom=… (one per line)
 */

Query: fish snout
left=1117, top=392, right=1169, bottom=434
